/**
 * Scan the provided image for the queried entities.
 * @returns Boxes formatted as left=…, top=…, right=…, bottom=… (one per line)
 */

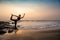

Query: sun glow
left=13, top=8, right=26, bottom=14
left=9, top=7, right=33, bottom=15
left=16, top=30, right=25, bottom=35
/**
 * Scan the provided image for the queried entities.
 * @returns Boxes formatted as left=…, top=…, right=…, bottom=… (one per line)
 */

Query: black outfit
left=10, top=15, right=20, bottom=29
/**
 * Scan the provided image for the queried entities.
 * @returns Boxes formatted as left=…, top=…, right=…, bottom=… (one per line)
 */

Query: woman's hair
left=19, top=14, right=21, bottom=16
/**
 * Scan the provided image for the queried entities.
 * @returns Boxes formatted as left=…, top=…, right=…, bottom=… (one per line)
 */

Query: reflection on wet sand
left=0, top=29, right=60, bottom=40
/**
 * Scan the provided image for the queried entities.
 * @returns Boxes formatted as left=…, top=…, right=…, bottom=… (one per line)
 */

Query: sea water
left=0, top=20, right=60, bottom=40
left=17, top=20, right=60, bottom=30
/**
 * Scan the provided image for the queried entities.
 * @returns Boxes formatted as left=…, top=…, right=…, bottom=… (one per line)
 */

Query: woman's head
left=19, top=14, right=21, bottom=17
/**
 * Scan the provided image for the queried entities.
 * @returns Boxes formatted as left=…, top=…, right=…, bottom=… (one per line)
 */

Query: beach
left=0, top=26, right=60, bottom=40
left=0, top=0, right=60, bottom=40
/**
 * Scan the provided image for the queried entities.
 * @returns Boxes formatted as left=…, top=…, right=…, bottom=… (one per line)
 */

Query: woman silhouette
left=10, top=13, right=25, bottom=29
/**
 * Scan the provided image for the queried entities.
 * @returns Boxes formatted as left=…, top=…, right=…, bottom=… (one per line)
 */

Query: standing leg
left=15, top=21, right=17, bottom=29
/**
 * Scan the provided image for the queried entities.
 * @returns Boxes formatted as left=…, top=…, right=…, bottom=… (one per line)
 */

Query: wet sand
left=0, top=27, right=60, bottom=40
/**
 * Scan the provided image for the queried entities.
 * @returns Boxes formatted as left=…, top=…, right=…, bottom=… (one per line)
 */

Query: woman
left=10, top=13, right=25, bottom=29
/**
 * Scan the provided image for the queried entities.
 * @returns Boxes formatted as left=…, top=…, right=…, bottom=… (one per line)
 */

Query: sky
left=0, top=0, right=60, bottom=21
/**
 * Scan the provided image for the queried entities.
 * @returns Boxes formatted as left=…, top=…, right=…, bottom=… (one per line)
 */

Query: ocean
left=0, top=20, right=60, bottom=40
left=15, top=20, right=60, bottom=30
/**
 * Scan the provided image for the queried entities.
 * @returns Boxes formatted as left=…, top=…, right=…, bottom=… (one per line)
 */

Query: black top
left=17, top=17, right=20, bottom=20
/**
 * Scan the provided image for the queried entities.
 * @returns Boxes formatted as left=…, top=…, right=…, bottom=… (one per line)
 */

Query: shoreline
left=19, top=26, right=60, bottom=31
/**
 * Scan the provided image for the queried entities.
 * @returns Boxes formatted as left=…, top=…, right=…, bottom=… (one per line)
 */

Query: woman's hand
left=23, top=13, right=25, bottom=16
left=21, top=13, right=25, bottom=19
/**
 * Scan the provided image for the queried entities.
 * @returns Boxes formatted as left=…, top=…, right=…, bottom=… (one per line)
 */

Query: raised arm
left=21, top=13, right=25, bottom=19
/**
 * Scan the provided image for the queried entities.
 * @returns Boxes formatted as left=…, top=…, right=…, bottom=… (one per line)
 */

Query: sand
left=0, top=26, right=60, bottom=40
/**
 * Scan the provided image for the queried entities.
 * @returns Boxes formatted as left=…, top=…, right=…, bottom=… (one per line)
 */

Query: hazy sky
left=0, top=0, right=60, bottom=21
